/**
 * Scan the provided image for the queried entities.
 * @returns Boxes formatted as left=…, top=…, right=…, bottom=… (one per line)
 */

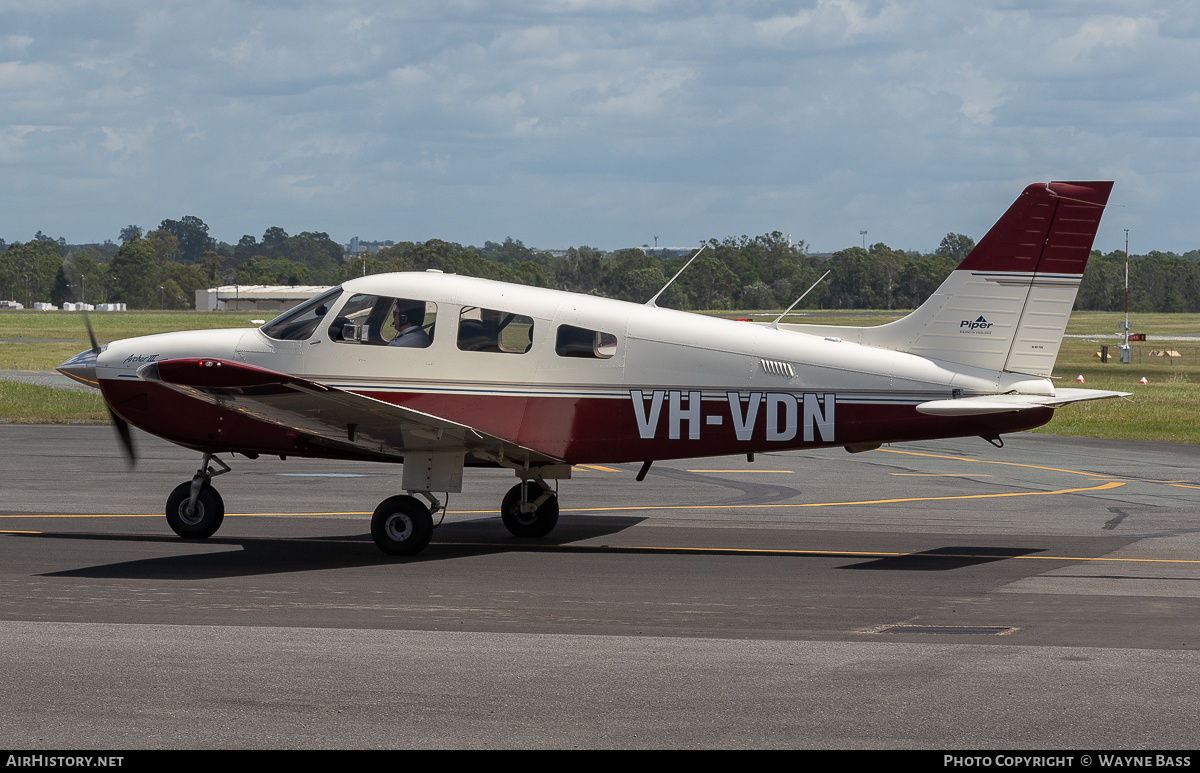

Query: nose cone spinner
left=56, top=347, right=102, bottom=388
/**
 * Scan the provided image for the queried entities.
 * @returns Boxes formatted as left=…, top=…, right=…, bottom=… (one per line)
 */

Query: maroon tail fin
left=957, top=181, right=1113, bottom=275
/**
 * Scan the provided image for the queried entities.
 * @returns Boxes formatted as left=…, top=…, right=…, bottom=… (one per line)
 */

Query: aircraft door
left=324, top=294, right=441, bottom=377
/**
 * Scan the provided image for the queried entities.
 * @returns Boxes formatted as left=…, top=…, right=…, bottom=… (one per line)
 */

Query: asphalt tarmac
left=1, top=425, right=1198, bottom=749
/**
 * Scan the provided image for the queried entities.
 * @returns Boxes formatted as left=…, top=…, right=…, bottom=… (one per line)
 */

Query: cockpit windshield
left=260, top=287, right=343, bottom=341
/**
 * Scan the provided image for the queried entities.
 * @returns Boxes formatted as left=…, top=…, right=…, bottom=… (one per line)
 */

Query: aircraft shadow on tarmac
left=32, top=517, right=1063, bottom=580
left=32, top=515, right=650, bottom=580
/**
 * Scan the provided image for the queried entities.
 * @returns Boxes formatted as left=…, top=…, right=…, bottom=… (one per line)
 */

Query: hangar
left=195, top=285, right=334, bottom=312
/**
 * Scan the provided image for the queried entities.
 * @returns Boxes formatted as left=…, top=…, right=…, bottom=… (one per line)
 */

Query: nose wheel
left=165, top=453, right=230, bottom=539
left=501, top=481, right=559, bottom=538
left=166, top=481, right=225, bottom=538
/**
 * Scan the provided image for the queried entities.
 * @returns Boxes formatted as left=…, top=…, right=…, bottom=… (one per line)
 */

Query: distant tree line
left=1074, top=250, right=1200, bottom=313
left=352, top=234, right=966, bottom=312
left=0, top=219, right=345, bottom=310
left=5, top=216, right=1200, bottom=312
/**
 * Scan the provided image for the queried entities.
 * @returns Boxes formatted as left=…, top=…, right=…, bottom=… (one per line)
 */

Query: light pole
left=860, top=230, right=868, bottom=249
left=1120, top=229, right=1131, bottom=364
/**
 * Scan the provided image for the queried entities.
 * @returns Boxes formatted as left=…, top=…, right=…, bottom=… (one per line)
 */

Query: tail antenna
left=769, top=270, right=831, bottom=329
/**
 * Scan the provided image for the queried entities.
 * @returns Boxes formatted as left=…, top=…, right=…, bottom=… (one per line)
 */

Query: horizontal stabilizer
left=916, top=388, right=1129, bottom=416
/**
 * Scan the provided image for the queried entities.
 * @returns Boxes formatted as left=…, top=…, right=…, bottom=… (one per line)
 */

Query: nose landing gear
left=165, top=453, right=230, bottom=539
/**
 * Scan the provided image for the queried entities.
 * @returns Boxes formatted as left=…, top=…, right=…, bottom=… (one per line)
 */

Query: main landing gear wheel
left=501, top=481, right=559, bottom=539
left=371, top=495, right=434, bottom=555
left=165, top=481, right=225, bottom=539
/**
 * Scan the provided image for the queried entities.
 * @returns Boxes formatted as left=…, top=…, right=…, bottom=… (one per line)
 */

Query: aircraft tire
left=165, top=481, right=225, bottom=539
left=371, top=495, right=433, bottom=555
left=501, top=482, right=559, bottom=539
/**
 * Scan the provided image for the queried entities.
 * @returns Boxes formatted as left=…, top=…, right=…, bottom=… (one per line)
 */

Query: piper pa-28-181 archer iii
left=58, top=181, right=1124, bottom=556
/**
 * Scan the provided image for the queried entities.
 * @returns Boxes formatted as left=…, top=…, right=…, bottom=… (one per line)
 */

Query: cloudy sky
left=2, top=1, right=1196, bottom=255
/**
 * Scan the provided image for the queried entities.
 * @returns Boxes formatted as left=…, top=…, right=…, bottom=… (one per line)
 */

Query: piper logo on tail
left=960, top=315, right=993, bottom=332
left=630, top=390, right=834, bottom=443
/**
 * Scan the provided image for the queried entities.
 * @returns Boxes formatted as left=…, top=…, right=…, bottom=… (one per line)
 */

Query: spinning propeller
left=81, top=312, right=137, bottom=466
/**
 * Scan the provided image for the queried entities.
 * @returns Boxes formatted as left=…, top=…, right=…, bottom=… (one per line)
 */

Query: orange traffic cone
left=1075, top=375, right=1086, bottom=383
left=1139, top=377, right=1149, bottom=384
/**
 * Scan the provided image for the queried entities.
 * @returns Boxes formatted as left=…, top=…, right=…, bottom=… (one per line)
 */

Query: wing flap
left=139, top=357, right=562, bottom=467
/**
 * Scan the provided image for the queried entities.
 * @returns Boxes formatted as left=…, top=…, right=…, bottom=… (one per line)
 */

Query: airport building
left=195, top=285, right=334, bottom=312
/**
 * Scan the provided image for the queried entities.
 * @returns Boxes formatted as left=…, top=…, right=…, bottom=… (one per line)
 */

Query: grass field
left=0, top=309, right=270, bottom=340
left=1, top=308, right=1196, bottom=442
left=0, top=381, right=109, bottom=423
left=1036, top=331, right=1200, bottom=444
left=0, top=309, right=272, bottom=371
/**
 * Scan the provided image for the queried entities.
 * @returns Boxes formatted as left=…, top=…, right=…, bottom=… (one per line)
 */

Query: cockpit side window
left=555, top=324, right=618, bottom=359
left=457, top=307, right=533, bottom=354
left=261, top=287, right=342, bottom=341
left=329, top=294, right=436, bottom=348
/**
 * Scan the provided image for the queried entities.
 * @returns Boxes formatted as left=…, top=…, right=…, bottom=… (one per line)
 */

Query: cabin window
left=328, top=294, right=436, bottom=348
left=457, top=307, right=534, bottom=354
left=261, top=287, right=342, bottom=341
left=555, top=325, right=618, bottom=359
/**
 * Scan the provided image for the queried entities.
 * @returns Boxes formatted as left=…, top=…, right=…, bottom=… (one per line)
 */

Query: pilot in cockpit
left=388, top=300, right=432, bottom=348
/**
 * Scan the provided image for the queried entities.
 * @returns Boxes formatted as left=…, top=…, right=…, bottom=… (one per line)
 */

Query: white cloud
left=0, top=1, right=1198, bottom=252
left=1057, top=15, right=1152, bottom=66
left=948, top=65, right=1008, bottom=126
left=100, top=125, right=151, bottom=154
left=0, top=34, right=33, bottom=54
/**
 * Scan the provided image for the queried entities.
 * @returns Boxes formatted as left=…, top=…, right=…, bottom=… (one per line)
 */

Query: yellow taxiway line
left=889, top=473, right=993, bottom=477
left=558, top=480, right=1126, bottom=512
left=0, top=480, right=1125, bottom=520
left=3, top=527, right=1199, bottom=566
left=686, top=469, right=795, bottom=473
left=447, top=542, right=1200, bottom=565
left=879, top=448, right=1197, bottom=486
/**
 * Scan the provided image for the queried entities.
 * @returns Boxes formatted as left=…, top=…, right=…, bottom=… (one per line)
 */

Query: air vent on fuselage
left=760, top=359, right=794, bottom=378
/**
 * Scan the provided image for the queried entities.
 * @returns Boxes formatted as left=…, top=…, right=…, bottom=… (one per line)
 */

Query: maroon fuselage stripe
left=101, top=380, right=1052, bottom=465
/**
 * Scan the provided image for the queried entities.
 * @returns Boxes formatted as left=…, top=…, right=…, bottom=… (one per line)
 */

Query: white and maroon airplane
left=58, top=181, right=1123, bottom=555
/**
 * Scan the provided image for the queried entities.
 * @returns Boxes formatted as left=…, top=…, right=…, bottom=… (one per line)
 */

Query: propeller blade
left=82, top=309, right=101, bottom=355
left=108, top=407, right=137, bottom=467
left=76, top=310, right=134, bottom=465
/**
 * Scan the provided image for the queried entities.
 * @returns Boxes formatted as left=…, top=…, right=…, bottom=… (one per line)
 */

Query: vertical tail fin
left=849, top=181, right=1112, bottom=376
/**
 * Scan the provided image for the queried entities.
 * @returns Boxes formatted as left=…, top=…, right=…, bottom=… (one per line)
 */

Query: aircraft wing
left=137, top=357, right=563, bottom=468
left=915, top=388, right=1130, bottom=416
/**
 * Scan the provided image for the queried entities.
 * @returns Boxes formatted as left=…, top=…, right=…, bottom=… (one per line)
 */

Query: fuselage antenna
left=645, top=245, right=706, bottom=307
left=769, top=270, right=832, bottom=329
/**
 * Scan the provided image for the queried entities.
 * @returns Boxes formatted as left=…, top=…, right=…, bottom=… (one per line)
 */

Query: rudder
left=830, top=181, right=1113, bottom=376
